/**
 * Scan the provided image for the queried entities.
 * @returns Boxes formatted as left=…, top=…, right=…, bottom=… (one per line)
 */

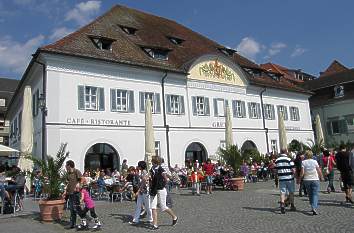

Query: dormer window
left=334, top=85, right=344, bottom=98
left=167, top=36, right=184, bottom=45
left=218, top=47, right=236, bottom=56
left=90, top=37, right=114, bottom=51
left=120, top=25, right=137, bottom=35
left=143, top=47, right=169, bottom=60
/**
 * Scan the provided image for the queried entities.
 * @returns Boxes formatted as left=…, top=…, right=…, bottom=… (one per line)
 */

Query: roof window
left=90, top=37, right=114, bottom=51
left=143, top=47, right=169, bottom=61
left=167, top=36, right=184, bottom=45
left=218, top=47, right=236, bottom=56
left=120, top=26, right=137, bottom=35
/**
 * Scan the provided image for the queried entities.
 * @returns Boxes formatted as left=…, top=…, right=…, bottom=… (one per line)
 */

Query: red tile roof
left=319, top=60, right=349, bottom=77
left=40, top=5, right=310, bottom=94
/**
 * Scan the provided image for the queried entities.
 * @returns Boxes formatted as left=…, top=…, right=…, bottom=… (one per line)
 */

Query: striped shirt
left=275, top=154, right=295, bottom=181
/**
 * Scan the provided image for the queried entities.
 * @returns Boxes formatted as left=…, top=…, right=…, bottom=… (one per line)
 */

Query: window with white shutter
left=289, top=106, right=300, bottom=121
left=249, top=102, right=258, bottom=119
left=233, top=100, right=246, bottom=118
left=264, top=104, right=275, bottom=120
left=139, top=92, right=161, bottom=114
left=78, top=85, right=105, bottom=111
left=277, top=105, right=288, bottom=121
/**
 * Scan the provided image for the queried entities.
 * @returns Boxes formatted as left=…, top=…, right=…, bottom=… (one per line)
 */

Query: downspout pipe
left=33, top=60, right=47, bottom=161
left=161, top=72, right=171, bottom=167
left=260, top=88, right=270, bottom=154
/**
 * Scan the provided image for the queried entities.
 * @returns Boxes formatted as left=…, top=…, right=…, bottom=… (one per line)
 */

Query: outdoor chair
left=90, top=182, right=109, bottom=201
left=111, top=184, right=123, bottom=203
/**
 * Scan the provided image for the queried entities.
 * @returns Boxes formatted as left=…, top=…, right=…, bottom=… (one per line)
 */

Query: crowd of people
left=1, top=144, right=353, bottom=228
left=275, top=145, right=354, bottom=215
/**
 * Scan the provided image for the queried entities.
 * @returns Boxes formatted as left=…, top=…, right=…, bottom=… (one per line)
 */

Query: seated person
left=0, top=166, right=6, bottom=201
left=97, top=171, right=106, bottom=194
left=5, top=167, right=26, bottom=210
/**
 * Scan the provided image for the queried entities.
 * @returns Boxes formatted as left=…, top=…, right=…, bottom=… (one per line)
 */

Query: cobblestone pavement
left=1, top=179, right=353, bottom=233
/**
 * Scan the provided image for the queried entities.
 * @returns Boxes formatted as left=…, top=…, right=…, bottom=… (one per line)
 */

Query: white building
left=7, top=5, right=313, bottom=171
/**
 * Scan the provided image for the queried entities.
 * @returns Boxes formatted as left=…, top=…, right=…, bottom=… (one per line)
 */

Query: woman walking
left=149, top=156, right=178, bottom=230
left=129, top=161, right=152, bottom=225
left=300, top=150, right=324, bottom=215
left=322, top=149, right=336, bottom=193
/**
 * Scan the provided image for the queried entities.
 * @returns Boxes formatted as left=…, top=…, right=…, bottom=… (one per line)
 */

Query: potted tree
left=219, top=145, right=244, bottom=191
left=29, top=143, right=69, bottom=221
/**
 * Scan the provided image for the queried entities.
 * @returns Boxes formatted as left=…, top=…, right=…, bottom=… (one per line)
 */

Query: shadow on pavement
left=110, top=213, right=154, bottom=229
left=242, top=206, right=279, bottom=214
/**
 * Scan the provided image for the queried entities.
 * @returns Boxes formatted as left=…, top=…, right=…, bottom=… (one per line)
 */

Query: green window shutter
left=99, top=87, right=105, bottom=111
left=78, top=85, right=85, bottom=110
left=232, top=100, right=237, bottom=117
left=180, top=96, right=185, bottom=115
left=192, top=96, right=197, bottom=116
left=326, top=122, right=332, bottom=135
left=213, top=98, right=218, bottom=116
left=205, top=97, right=210, bottom=116
left=256, top=103, right=262, bottom=119
left=155, top=93, right=161, bottom=114
left=241, top=101, right=246, bottom=118
left=271, top=105, right=275, bottom=120
left=128, top=91, right=134, bottom=113
left=166, top=95, right=171, bottom=114
left=110, top=89, right=116, bottom=111
left=139, top=92, right=145, bottom=112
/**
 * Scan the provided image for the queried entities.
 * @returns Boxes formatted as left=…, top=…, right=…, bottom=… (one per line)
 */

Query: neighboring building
left=261, top=63, right=315, bottom=84
left=303, top=60, right=354, bottom=146
left=7, top=5, right=314, bottom=171
left=0, top=78, right=19, bottom=146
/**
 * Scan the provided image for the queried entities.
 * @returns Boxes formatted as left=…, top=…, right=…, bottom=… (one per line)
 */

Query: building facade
left=7, top=5, right=313, bottom=171
left=304, top=61, right=354, bottom=147
left=0, top=77, right=19, bottom=146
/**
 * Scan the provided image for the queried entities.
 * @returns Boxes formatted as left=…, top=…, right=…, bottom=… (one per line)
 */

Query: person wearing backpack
left=149, top=156, right=178, bottom=230
left=322, top=149, right=336, bottom=193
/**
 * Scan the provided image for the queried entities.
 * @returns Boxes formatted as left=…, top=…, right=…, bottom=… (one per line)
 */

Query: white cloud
left=291, top=46, right=307, bottom=57
left=268, top=42, right=287, bottom=56
left=236, top=37, right=264, bottom=60
left=0, top=35, right=45, bottom=75
left=65, top=1, right=101, bottom=26
left=49, top=27, right=74, bottom=41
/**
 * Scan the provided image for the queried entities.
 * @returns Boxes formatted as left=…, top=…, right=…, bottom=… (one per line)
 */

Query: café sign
left=66, top=117, right=131, bottom=126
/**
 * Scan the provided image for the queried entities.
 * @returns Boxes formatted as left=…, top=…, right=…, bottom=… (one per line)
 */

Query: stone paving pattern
left=1, top=179, right=353, bottom=233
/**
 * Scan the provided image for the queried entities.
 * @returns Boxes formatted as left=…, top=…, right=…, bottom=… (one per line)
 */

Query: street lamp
left=38, top=93, right=47, bottom=115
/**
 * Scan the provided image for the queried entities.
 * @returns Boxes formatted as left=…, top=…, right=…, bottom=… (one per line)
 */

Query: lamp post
left=38, top=93, right=47, bottom=161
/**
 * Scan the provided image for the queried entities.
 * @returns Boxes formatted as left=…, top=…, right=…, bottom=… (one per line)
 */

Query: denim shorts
left=206, top=176, right=213, bottom=185
left=279, top=179, right=295, bottom=194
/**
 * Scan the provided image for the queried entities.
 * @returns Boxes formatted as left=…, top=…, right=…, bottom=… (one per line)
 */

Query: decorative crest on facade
left=199, top=59, right=235, bottom=82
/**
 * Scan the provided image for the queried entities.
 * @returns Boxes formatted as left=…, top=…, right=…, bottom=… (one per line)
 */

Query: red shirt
left=322, top=155, right=335, bottom=171
left=203, top=163, right=214, bottom=176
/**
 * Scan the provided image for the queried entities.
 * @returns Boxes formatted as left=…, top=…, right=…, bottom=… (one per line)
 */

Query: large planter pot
left=230, top=177, right=245, bottom=191
left=39, top=199, right=66, bottom=221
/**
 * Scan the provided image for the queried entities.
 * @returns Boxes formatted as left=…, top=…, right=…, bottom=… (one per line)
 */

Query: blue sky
left=1, top=0, right=353, bottom=79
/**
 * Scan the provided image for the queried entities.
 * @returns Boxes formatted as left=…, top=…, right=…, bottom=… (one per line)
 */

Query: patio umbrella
left=0, top=144, right=19, bottom=156
left=278, top=112, right=287, bottom=151
left=315, top=114, right=324, bottom=146
left=225, top=105, right=233, bottom=148
left=145, top=99, right=155, bottom=170
left=18, top=86, right=34, bottom=174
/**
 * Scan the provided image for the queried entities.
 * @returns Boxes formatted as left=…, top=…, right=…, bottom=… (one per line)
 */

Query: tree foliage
left=218, top=145, right=242, bottom=173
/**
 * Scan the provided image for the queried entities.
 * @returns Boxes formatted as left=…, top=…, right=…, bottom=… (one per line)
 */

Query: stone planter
left=230, top=177, right=244, bottom=191
left=39, top=199, right=66, bottom=221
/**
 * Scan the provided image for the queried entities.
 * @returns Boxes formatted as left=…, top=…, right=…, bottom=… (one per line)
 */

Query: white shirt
left=302, top=159, right=319, bottom=181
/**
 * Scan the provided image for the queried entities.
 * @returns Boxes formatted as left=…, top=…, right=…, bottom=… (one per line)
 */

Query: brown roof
left=303, top=68, right=354, bottom=91
left=40, top=4, right=309, bottom=94
left=319, top=60, right=348, bottom=77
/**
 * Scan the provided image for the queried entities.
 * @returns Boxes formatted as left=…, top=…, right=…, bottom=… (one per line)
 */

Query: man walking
left=275, top=149, right=296, bottom=214
left=62, top=160, right=82, bottom=228
left=336, top=145, right=353, bottom=204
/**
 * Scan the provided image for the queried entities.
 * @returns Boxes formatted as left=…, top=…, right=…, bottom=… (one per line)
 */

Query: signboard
left=66, top=117, right=131, bottom=126
left=189, top=59, right=246, bottom=86
left=285, top=126, right=301, bottom=131
left=212, top=121, right=225, bottom=128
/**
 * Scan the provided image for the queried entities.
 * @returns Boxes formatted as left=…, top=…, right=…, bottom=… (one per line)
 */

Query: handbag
left=323, top=157, right=330, bottom=176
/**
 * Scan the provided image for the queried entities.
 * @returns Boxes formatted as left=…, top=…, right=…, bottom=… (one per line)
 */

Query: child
left=75, top=180, right=102, bottom=230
